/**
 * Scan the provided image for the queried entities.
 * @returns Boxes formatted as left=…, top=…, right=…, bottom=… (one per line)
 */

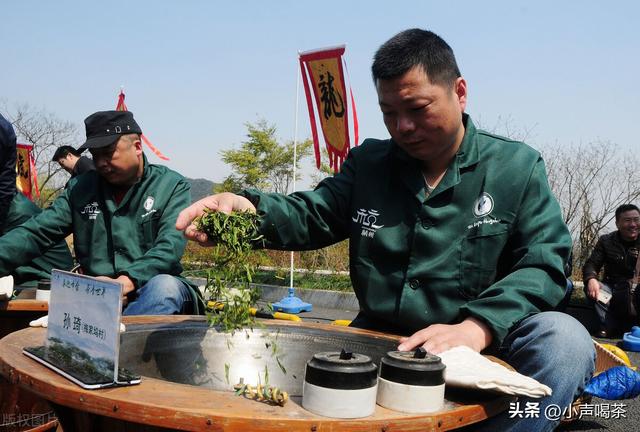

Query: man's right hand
left=175, top=193, right=256, bottom=246
left=586, top=278, right=601, bottom=300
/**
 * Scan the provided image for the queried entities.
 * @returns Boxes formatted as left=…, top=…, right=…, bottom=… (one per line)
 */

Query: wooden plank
left=0, top=300, right=49, bottom=312
left=0, top=317, right=511, bottom=432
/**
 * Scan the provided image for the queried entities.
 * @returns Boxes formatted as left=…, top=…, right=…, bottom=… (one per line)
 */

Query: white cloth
left=439, top=345, right=552, bottom=398
left=0, top=275, right=13, bottom=300
left=29, top=315, right=126, bottom=332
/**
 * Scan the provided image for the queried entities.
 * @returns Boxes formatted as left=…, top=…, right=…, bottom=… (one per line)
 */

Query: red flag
left=15, top=144, right=39, bottom=200
left=299, top=46, right=358, bottom=172
left=115, top=90, right=169, bottom=161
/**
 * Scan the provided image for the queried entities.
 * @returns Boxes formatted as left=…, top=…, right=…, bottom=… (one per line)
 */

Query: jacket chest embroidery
left=80, top=202, right=101, bottom=220
left=141, top=195, right=157, bottom=219
left=473, top=192, right=494, bottom=217
left=352, top=208, right=384, bottom=238
left=467, top=192, right=501, bottom=229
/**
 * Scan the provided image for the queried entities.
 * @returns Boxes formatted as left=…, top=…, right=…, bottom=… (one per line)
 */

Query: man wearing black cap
left=0, top=110, right=200, bottom=315
left=0, top=113, right=74, bottom=288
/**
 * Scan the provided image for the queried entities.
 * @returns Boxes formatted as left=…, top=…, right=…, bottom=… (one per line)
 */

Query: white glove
left=0, top=275, right=13, bottom=300
left=29, top=315, right=126, bottom=332
left=439, top=345, right=552, bottom=398
left=30, top=315, right=48, bottom=327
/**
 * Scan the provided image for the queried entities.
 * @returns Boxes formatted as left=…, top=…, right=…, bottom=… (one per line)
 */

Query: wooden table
left=0, top=316, right=513, bottom=432
left=0, top=289, right=48, bottom=340
left=0, top=291, right=57, bottom=432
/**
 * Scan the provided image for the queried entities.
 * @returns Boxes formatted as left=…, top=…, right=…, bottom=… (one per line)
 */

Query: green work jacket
left=2, top=192, right=74, bottom=285
left=0, top=156, right=196, bottom=297
left=244, top=115, right=571, bottom=344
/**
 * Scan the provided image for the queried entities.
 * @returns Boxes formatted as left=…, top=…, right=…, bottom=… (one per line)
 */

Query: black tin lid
left=304, top=349, right=378, bottom=390
left=379, top=348, right=445, bottom=386
left=37, top=280, right=51, bottom=291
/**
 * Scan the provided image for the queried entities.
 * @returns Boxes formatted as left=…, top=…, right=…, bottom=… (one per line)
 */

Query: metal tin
left=36, top=280, right=51, bottom=302
left=302, top=349, right=378, bottom=418
left=377, top=348, right=446, bottom=413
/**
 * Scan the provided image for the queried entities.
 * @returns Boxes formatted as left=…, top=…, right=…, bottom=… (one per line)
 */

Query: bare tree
left=541, top=141, right=640, bottom=270
left=2, top=103, right=80, bottom=206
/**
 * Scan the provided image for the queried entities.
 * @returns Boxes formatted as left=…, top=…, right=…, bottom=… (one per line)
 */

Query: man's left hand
left=95, top=275, right=135, bottom=306
left=397, top=317, right=493, bottom=354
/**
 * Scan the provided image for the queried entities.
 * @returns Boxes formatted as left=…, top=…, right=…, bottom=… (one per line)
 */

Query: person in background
left=0, top=110, right=200, bottom=314
left=0, top=113, right=74, bottom=288
left=583, top=204, right=640, bottom=337
left=52, top=145, right=95, bottom=177
left=177, top=29, right=595, bottom=431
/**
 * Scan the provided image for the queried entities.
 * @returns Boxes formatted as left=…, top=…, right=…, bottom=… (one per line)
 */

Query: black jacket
left=582, top=231, right=640, bottom=284
left=72, top=156, right=95, bottom=177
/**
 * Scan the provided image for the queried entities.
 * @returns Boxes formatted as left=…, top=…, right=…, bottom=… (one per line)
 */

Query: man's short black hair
left=372, top=28, right=461, bottom=87
left=615, top=204, right=640, bottom=221
left=52, top=145, right=80, bottom=162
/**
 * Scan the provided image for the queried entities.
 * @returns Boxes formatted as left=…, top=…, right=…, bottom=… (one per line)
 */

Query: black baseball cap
left=78, top=110, right=142, bottom=151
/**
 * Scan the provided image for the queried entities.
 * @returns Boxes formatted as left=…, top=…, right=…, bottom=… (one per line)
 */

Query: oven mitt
left=29, top=315, right=126, bottom=332
left=439, top=345, right=552, bottom=398
left=0, top=275, right=13, bottom=301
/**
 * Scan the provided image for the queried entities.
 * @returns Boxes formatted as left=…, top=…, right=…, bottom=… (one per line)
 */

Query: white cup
left=36, top=280, right=51, bottom=302
left=0, top=275, right=14, bottom=300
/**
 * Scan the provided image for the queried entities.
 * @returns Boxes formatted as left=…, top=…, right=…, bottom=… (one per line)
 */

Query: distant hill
left=186, top=177, right=219, bottom=203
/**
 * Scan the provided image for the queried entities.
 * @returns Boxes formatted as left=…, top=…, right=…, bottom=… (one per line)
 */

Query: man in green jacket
left=0, top=110, right=198, bottom=315
left=177, top=29, right=594, bottom=431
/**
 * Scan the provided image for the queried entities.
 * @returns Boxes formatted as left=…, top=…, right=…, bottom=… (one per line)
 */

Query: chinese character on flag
left=115, top=90, right=169, bottom=161
left=299, top=46, right=358, bottom=172
left=15, top=143, right=39, bottom=200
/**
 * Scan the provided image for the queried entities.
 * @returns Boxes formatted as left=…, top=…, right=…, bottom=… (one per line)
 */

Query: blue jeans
left=472, top=312, right=595, bottom=432
left=122, top=274, right=193, bottom=315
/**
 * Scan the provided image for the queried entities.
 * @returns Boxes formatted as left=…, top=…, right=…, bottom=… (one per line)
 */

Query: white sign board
left=24, top=270, right=140, bottom=388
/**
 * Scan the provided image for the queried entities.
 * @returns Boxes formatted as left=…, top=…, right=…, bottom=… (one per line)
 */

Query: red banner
left=115, top=90, right=169, bottom=161
left=300, top=46, right=358, bottom=172
left=15, top=143, right=39, bottom=200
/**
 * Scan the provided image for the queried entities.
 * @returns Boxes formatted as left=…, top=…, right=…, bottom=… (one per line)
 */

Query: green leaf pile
left=195, top=209, right=264, bottom=332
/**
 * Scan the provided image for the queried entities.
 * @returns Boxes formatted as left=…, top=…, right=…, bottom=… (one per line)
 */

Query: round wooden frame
left=0, top=316, right=512, bottom=431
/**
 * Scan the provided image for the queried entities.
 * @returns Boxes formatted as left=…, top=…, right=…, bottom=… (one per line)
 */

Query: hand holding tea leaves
left=176, top=192, right=256, bottom=246
left=194, top=209, right=264, bottom=332
left=195, top=209, right=262, bottom=255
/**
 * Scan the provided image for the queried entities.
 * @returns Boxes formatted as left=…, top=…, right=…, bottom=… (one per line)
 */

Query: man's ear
left=454, top=77, right=467, bottom=112
left=134, top=137, right=143, bottom=156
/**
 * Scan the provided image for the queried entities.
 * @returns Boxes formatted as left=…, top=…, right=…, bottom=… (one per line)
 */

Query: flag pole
left=271, top=54, right=312, bottom=314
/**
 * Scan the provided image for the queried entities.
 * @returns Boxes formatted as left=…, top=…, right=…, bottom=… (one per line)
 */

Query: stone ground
left=255, top=286, right=639, bottom=431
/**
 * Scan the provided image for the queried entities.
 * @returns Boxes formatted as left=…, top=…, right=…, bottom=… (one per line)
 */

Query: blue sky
left=2, top=1, right=638, bottom=187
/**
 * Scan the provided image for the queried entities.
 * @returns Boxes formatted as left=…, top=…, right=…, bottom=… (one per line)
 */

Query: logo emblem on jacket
left=144, top=196, right=155, bottom=211
left=473, top=193, right=494, bottom=217
left=352, top=208, right=384, bottom=238
left=141, top=196, right=157, bottom=218
left=81, top=202, right=101, bottom=220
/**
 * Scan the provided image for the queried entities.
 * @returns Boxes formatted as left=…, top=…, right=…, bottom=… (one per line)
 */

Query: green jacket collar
left=393, top=113, right=480, bottom=202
